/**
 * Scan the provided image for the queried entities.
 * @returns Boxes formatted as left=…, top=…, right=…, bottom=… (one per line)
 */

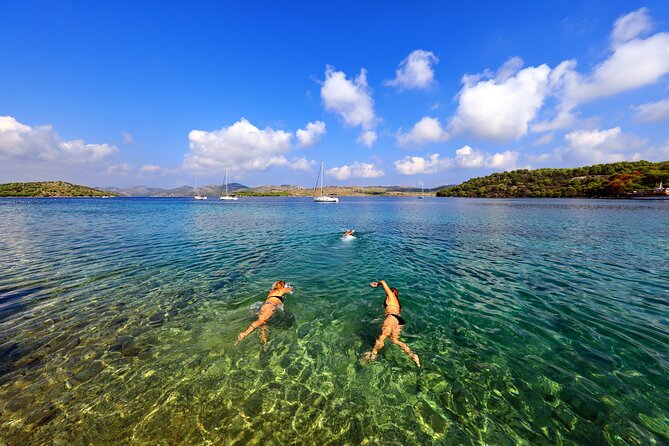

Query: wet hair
left=390, top=287, right=399, bottom=297
left=272, top=280, right=286, bottom=290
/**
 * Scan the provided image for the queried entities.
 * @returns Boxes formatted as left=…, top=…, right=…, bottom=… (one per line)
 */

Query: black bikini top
left=384, top=299, right=401, bottom=311
left=268, top=294, right=285, bottom=303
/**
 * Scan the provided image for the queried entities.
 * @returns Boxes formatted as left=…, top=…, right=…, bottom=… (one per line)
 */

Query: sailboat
left=194, top=177, right=207, bottom=200
left=313, top=161, right=339, bottom=203
left=220, top=170, right=238, bottom=201
left=418, top=183, right=425, bottom=199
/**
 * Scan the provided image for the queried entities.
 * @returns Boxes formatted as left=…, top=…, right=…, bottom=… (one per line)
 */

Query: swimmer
left=235, top=280, right=293, bottom=347
left=343, top=229, right=355, bottom=237
left=363, top=279, right=420, bottom=367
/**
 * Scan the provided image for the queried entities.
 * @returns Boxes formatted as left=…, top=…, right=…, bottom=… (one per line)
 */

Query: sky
left=1, top=0, right=669, bottom=188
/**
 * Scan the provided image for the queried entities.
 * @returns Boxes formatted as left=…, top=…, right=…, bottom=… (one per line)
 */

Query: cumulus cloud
left=289, top=157, right=316, bottom=172
left=185, top=118, right=293, bottom=173
left=454, top=145, right=486, bottom=167
left=140, top=164, right=163, bottom=173
left=611, top=7, right=653, bottom=48
left=0, top=115, right=117, bottom=163
left=321, top=66, right=377, bottom=146
left=633, top=99, right=669, bottom=122
left=296, top=121, right=326, bottom=148
left=395, top=153, right=452, bottom=175
left=562, top=127, right=646, bottom=163
left=106, top=163, right=134, bottom=175
left=566, top=33, right=669, bottom=104
left=487, top=150, right=520, bottom=169
left=394, top=146, right=520, bottom=175
left=327, top=162, right=384, bottom=180
left=385, top=50, right=439, bottom=90
left=397, top=117, right=448, bottom=147
left=356, top=130, right=378, bottom=147
left=451, top=61, right=551, bottom=141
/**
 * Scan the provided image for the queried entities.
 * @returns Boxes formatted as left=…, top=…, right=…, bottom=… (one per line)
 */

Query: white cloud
left=633, top=99, right=669, bottom=122
left=533, top=133, right=554, bottom=146
left=296, top=121, right=326, bottom=148
left=0, top=115, right=117, bottom=163
left=455, top=145, right=485, bottom=167
left=321, top=66, right=377, bottom=145
left=611, top=7, right=653, bottom=48
left=185, top=118, right=293, bottom=173
left=289, top=157, right=315, bottom=172
left=531, top=9, right=669, bottom=132
left=451, top=61, right=551, bottom=141
left=565, top=127, right=622, bottom=151
left=140, top=164, right=162, bottom=173
left=122, top=131, right=135, bottom=145
left=487, top=151, right=520, bottom=169
left=397, top=117, right=448, bottom=147
left=562, top=127, right=646, bottom=163
left=106, top=163, right=134, bottom=175
left=356, top=130, right=378, bottom=147
left=385, top=50, right=438, bottom=90
left=394, top=153, right=452, bottom=175
left=495, top=56, right=524, bottom=82
left=567, top=32, right=669, bottom=104
left=394, top=146, right=521, bottom=175
left=327, top=162, right=384, bottom=180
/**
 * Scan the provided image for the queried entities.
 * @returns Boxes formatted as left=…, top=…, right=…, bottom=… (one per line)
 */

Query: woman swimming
left=364, top=279, right=420, bottom=367
left=235, top=280, right=293, bottom=347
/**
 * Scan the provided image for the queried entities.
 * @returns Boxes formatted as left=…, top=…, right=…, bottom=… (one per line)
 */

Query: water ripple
left=0, top=197, right=667, bottom=445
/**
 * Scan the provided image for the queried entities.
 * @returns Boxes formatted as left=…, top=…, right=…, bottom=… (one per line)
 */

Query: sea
left=0, top=197, right=667, bottom=445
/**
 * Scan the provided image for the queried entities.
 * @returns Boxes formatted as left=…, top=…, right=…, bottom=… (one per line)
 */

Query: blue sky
left=1, top=1, right=669, bottom=188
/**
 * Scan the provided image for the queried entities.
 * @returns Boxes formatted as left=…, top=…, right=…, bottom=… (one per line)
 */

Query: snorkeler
left=364, top=279, right=420, bottom=367
left=235, top=280, right=293, bottom=347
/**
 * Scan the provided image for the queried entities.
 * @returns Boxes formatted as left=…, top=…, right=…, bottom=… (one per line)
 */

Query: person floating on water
left=343, top=229, right=355, bottom=238
left=363, top=279, right=420, bottom=367
left=235, top=280, right=293, bottom=347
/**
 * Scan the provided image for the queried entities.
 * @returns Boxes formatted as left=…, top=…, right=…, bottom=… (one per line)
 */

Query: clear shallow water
left=0, top=197, right=667, bottom=445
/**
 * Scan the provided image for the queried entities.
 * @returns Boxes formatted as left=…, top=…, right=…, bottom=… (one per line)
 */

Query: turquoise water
left=0, top=197, right=667, bottom=445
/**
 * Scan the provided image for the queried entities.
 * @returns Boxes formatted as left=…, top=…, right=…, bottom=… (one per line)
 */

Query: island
left=437, top=160, right=669, bottom=198
left=0, top=181, right=116, bottom=197
left=102, top=184, right=447, bottom=197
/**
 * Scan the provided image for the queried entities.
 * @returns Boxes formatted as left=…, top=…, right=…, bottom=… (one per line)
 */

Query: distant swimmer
left=235, top=280, right=293, bottom=347
left=363, top=279, right=420, bottom=367
left=342, top=229, right=355, bottom=238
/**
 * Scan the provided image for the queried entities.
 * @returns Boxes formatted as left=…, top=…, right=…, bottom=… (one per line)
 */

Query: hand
left=370, top=281, right=378, bottom=288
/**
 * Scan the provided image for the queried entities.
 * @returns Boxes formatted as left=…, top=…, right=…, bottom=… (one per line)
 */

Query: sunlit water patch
left=0, top=197, right=667, bottom=445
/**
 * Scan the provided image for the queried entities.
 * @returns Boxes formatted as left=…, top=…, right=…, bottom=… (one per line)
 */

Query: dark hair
left=390, top=287, right=399, bottom=297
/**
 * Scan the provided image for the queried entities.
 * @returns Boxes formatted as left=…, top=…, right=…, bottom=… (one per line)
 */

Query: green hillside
left=0, top=181, right=115, bottom=197
left=437, top=160, right=669, bottom=198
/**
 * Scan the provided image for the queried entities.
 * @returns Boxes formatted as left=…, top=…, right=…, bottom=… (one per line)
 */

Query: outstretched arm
left=370, top=279, right=393, bottom=298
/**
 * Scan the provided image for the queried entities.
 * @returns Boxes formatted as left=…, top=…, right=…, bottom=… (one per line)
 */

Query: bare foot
left=360, top=351, right=376, bottom=365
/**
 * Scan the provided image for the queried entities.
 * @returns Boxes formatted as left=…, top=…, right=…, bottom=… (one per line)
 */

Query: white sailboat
left=313, top=161, right=339, bottom=203
left=194, top=177, right=207, bottom=200
left=220, top=170, right=238, bottom=201
left=418, top=182, right=424, bottom=199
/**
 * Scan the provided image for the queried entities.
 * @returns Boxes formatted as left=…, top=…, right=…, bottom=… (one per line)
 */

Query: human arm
left=370, top=279, right=393, bottom=298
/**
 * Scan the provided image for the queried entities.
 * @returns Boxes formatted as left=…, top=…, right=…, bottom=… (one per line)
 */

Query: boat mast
left=321, top=161, right=324, bottom=196
left=224, top=170, right=228, bottom=196
left=313, top=162, right=323, bottom=197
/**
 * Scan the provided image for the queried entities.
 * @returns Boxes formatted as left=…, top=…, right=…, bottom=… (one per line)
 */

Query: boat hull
left=314, top=196, right=339, bottom=203
left=194, top=196, right=207, bottom=200
left=220, top=196, right=238, bottom=201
